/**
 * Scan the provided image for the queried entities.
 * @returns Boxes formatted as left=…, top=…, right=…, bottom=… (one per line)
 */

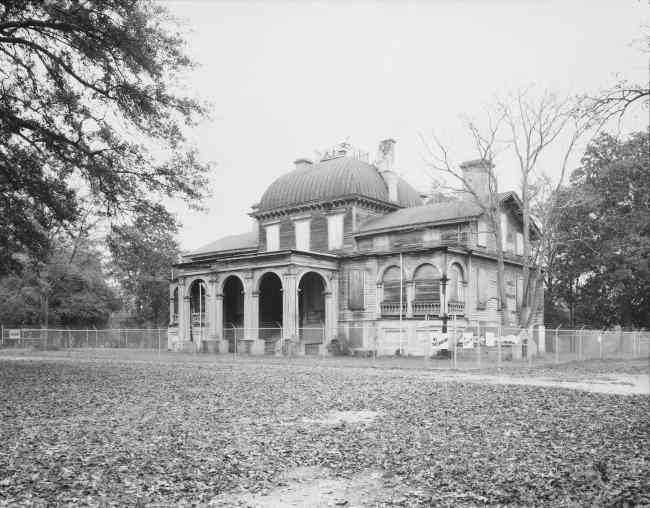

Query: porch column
left=250, top=291, right=260, bottom=340
left=440, top=276, right=448, bottom=317
left=208, top=274, right=219, bottom=340
left=282, top=268, right=298, bottom=340
left=376, top=283, right=383, bottom=319
left=177, top=278, right=186, bottom=341
left=325, top=273, right=339, bottom=342
left=406, top=281, right=414, bottom=318
left=169, top=284, right=177, bottom=325
left=243, top=271, right=258, bottom=340
left=215, top=293, right=226, bottom=352
left=182, top=295, right=191, bottom=342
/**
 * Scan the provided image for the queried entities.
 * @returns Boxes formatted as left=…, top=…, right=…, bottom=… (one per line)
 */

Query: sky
left=162, top=0, right=649, bottom=251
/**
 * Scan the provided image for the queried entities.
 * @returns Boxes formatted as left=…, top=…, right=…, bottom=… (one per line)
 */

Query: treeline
left=0, top=2, right=209, bottom=328
left=545, top=130, right=649, bottom=329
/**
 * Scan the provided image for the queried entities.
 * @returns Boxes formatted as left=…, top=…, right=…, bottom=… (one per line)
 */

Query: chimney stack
left=375, top=139, right=398, bottom=203
left=459, top=159, right=493, bottom=203
left=294, top=158, right=313, bottom=170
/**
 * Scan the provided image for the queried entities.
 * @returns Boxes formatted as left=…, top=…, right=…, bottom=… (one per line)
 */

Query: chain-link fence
left=1, top=324, right=648, bottom=369
left=0, top=327, right=167, bottom=352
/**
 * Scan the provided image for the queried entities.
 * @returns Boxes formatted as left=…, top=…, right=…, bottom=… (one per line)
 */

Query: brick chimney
left=294, top=158, right=313, bottom=170
left=375, top=139, right=398, bottom=203
left=459, top=159, right=493, bottom=202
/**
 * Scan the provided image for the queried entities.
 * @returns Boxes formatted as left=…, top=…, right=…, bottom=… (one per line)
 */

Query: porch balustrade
left=448, top=301, right=465, bottom=315
left=380, top=301, right=407, bottom=317
left=412, top=301, right=441, bottom=317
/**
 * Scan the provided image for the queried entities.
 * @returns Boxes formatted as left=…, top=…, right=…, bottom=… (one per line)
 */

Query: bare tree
left=421, top=113, right=512, bottom=327
left=422, top=89, right=600, bottom=329
left=497, top=90, right=600, bottom=328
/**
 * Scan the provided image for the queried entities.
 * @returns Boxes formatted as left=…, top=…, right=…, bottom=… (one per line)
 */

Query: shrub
left=327, top=334, right=351, bottom=356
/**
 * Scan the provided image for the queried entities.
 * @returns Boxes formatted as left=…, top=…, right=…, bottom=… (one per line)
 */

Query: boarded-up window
left=348, top=269, right=365, bottom=310
left=382, top=266, right=406, bottom=302
left=414, top=264, right=440, bottom=302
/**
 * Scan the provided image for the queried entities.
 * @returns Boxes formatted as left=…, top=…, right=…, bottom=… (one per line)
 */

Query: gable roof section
left=356, top=191, right=538, bottom=237
left=186, top=231, right=258, bottom=257
left=357, top=200, right=483, bottom=235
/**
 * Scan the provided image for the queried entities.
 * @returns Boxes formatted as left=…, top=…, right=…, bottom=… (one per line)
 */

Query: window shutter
left=266, top=224, right=279, bottom=251
left=327, top=214, right=344, bottom=250
left=516, top=278, right=525, bottom=310
left=515, top=232, right=524, bottom=255
left=477, top=219, right=488, bottom=247
left=348, top=269, right=365, bottom=310
left=295, top=219, right=310, bottom=251
left=500, top=212, right=508, bottom=250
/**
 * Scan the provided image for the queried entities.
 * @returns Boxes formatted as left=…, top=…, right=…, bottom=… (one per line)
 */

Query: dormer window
left=294, top=218, right=310, bottom=251
left=265, top=223, right=280, bottom=251
left=327, top=213, right=344, bottom=250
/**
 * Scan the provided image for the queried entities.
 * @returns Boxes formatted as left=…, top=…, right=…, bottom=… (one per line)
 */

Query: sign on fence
left=8, top=329, right=20, bottom=340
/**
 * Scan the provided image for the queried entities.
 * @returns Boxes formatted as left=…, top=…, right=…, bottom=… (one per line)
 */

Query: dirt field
left=0, top=354, right=648, bottom=506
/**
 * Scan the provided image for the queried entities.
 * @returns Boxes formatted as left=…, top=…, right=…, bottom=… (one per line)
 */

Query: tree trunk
left=492, top=211, right=509, bottom=326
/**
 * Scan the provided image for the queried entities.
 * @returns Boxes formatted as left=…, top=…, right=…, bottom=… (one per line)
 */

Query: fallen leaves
left=0, top=358, right=648, bottom=506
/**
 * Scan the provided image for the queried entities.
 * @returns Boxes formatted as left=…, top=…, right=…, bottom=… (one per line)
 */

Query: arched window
left=382, top=266, right=406, bottom=302
left=414, top=264, right=440, bottom=302
left=448, top=264, right=465, bottom=302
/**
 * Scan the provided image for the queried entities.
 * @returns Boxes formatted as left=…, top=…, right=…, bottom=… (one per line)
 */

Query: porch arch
left=258, top=271, right=283, bottom=331
left=297, top=271, right=327, bottom=345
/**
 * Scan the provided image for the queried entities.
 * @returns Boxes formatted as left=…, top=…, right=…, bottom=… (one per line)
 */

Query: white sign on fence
left=8, top=329, right=20, bottom=340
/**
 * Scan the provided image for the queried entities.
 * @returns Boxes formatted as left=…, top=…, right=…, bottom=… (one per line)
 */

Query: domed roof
left=257, top=157, right=422, bottom=212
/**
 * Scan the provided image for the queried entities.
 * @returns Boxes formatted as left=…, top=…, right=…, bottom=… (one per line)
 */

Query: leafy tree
left=546, top=131, right=650, bottom=328
left=0, top=0, right=210, bottom=274
left=0, top=233, right=120, bottom=327
left=107, top=213, right=180, bottom=327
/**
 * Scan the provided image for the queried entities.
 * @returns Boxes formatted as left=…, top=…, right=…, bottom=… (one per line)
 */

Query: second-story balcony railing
left=381, top=301, right=406, bottom=317
left=448, top=301, right=465, bottom=315
left=412, top=301, right=441, bottom=317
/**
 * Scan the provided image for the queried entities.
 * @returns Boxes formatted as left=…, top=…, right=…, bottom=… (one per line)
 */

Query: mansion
left=168, top=140, right=543, bottom=355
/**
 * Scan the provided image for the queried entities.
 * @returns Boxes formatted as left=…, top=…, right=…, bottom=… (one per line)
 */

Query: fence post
left=555, top=326, right=560, bottom=364
left=497, top=325, right=502, bottom=369
left=528, top=327, right=533, bottom=367
left=158, top=328, right=161, bottom=356
left=1, top=323, right=3, bottom=346
left=599, top=331, right=603, bottom=359
left=578, top=326, right=585, bottom=362
left=95, top=327, right=98, bottom=349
